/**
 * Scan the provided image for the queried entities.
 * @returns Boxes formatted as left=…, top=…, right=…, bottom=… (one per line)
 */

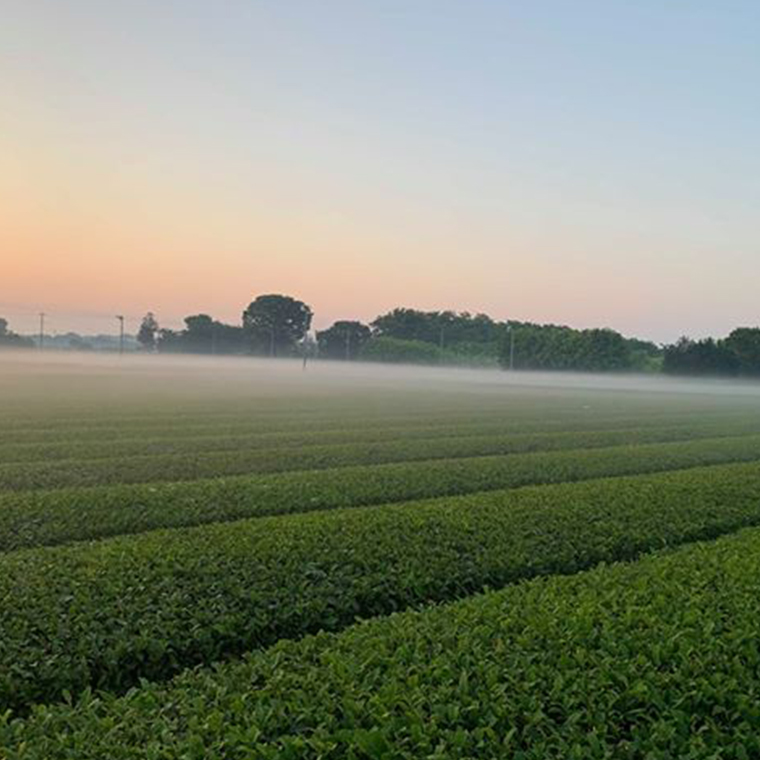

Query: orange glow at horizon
left=3, top=0, right=759, bottom=345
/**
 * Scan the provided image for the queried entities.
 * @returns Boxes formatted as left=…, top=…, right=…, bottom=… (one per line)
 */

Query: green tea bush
left=4, top=436, right=760, bottom=551
left=6, top=425, right=759, bottom=492
left=5, top=416, right=757, bottom=465
left=2, top=462, right=760, bottom=715
left=5, top=524, right=760, bottom=758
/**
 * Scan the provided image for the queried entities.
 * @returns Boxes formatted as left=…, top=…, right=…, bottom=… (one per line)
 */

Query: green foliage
left=499, top=324, right=638, bottom=372
left=4, top=425, right=760, bottom=549
left=725, top=327, right=760, bottom=375
left=7, top=524, right=760, bottom=757
left=662, top=336, right=740, bottom=377
left=371, top=308, right=502, bottom=347
left=316, top=321, right=371, bottom=360
left=5, top=420, right=760, bottom=494
left=662, top=328, right=760, bottom=378
left=6, top=370, right=760, bottom=754
left=368, top=308, right=502, bottom=365
left=3, top=462, right=760, bottom=715
left=242, top=294, right=313, bottom=357
left=360, top=336, right=443, bottom=364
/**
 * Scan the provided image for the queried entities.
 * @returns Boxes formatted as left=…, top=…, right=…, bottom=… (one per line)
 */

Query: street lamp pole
left=116, top=315, right=125, bottom=355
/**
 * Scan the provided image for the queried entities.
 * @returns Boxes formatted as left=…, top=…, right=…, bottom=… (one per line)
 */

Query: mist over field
left=6, top=342, right=760, bottom=758
left=3, top=349, right=760, bottom=422
left=5, top=0, right=760, bottom=754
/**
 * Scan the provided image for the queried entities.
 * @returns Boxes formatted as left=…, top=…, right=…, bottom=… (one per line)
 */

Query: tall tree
left=662, top=337, right=739, bottom=377
left=242, top=295, right=313, bottom=357
left=371, top=308, right=435, bottom=343
left=137, top=313, right=159, bottom=352
left=725, top=328, right=760, bottom=375
left=575, top=328, right=632, bottom=371
left=316, top=321, right=371, bottom=360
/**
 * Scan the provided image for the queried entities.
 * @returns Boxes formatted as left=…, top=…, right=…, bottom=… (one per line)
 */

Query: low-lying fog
left=2, top=348, right=759, bottom=417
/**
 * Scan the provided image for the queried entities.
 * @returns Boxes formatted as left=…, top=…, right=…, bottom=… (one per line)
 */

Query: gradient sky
left=2, top=1, right=759, bottom=342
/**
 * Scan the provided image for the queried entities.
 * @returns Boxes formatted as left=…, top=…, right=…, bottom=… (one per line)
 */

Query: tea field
left=2, top=353, right=760, bottom=758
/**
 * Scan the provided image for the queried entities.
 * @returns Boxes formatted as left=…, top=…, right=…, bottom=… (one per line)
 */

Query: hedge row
left=6, top=415, right=760, bottom=465
left=4, top=402, right=749, bottom=444
left=0, top=418, right=568, bottom=464
left=0, top=412, right=760, bottom=466
left=5, top=518, right=760, bottom=757
left=3, top=461, right=760, bottom=715
left=4, top=435, right=760, bottom=552
left=5, top=422, right=760, bottom=493
left=0, top=402, right=598, bottom=439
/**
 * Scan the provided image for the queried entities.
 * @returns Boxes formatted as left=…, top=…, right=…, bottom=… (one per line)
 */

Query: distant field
left=3, top=351, right=760, bottom=758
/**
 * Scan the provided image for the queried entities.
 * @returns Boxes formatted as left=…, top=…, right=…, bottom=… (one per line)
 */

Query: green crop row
left=0, top=418, right=564, bottom=464
left=7, top=414, right=760, bottom=465
left=5, top=423, right=760, bottom=493
left=6, top=415, right=760, bottom=466
left=0, top=399, right=591, bottom=437
left=4, top=401, right=752, bottom=444
left=3, top=461, right=760, bottom=716
left=4, top=435, right=760, bottom=552
left=5, top=515, right=760, bottom=758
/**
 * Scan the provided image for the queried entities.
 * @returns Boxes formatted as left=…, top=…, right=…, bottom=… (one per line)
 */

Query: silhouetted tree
left=182, top=314, right=215, bottom=353
left=157, top=314, right=246, bottom=355
left=242, top=295, right=313, bottom=357
left=0, top=317, right=34, bottom=349
left=725, top=328, right=760, bottom=376
left=662, top=337, right=739, bottom=377
left=575, top=328, right=632, bottom=371
left=371, top=308, right=501, bottom=347
left=137, top=313, right=159, bottom=352
left=317, top=321, right=371, bottom=360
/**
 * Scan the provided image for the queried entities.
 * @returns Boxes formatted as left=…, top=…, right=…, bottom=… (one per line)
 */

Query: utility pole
left=38, top=313, right=45, bottom=350
left=116, top=315, right=125, bottom=355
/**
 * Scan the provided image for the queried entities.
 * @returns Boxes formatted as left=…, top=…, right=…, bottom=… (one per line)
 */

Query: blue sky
left=3, top=1, right=759, bottom=341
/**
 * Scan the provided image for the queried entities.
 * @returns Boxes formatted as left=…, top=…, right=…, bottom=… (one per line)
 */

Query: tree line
left=3, top=296, right=759, bottom=378
left=0, top=319, right=34, bottom=349
left=662, top=330, right=760, bottom=378
left=134, top=295, right=663, bottom=372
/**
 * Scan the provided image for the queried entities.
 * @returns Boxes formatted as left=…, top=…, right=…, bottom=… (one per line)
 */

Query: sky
left=2, top=1, right=759, bottom=342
